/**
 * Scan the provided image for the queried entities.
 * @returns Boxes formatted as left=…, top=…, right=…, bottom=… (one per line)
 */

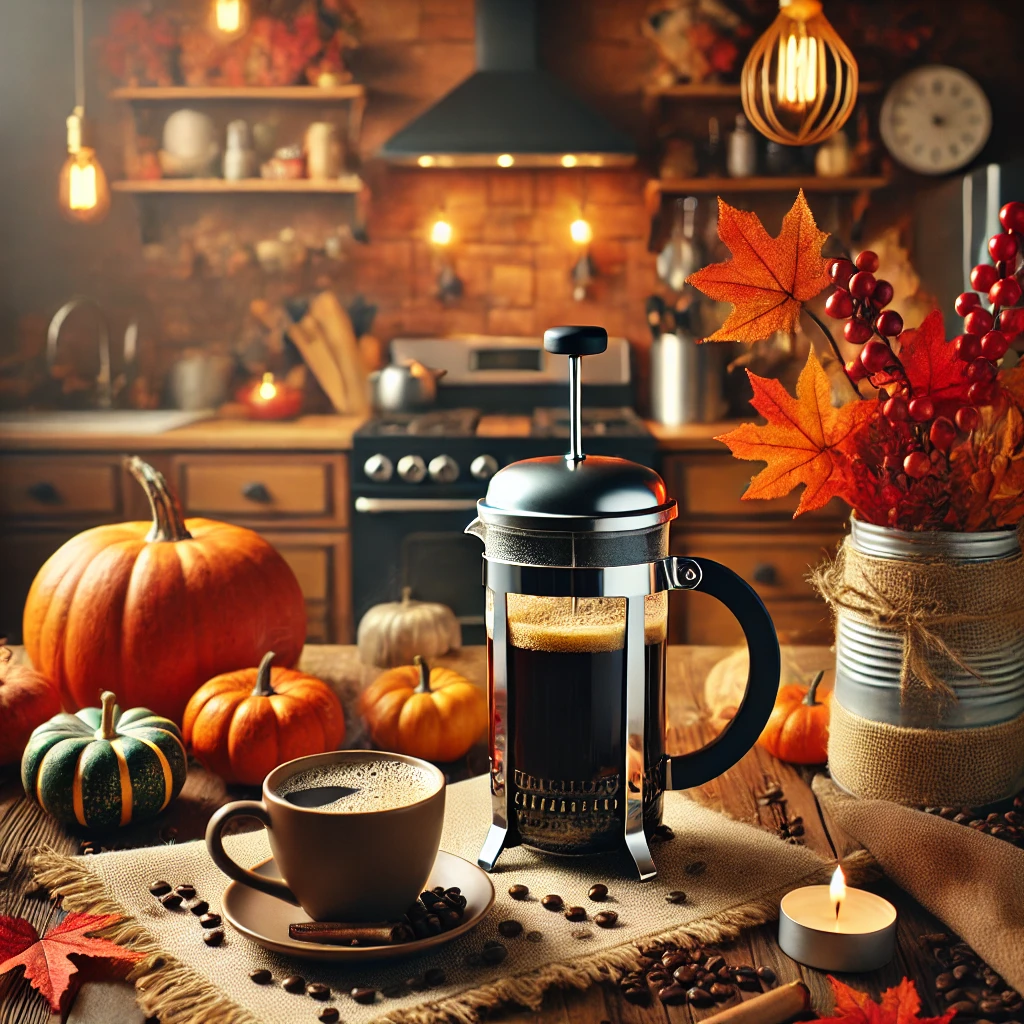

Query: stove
left=351, top=336, right=656, bottom=641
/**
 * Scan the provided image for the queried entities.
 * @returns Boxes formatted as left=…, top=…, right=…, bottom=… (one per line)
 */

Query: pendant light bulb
left=570, top=218, right=592, bottom=246
left=741, top=0, right=857, bottom=146
left=430, top=218, right=453, bottom=247
left=214, top=0, right=249, bottom=36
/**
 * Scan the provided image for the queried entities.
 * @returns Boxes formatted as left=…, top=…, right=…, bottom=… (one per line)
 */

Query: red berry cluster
left=822, top=201, right=1024, bottom=483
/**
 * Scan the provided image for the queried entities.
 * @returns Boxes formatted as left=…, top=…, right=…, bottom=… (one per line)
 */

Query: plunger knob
left=543, top=325, right=608, bottom=355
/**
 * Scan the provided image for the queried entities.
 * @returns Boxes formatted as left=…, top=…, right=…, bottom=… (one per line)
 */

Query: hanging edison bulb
left=213, top=0, right=249, bottom=37
left=741, top=0, right=857, bottom=146
left=58, top=108, right=110, bottom=225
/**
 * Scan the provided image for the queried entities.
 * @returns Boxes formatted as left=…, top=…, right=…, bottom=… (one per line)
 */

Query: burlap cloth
left=814, top=776, right=1024, bottom=993
left=33, top=774, right=850, bottom=1024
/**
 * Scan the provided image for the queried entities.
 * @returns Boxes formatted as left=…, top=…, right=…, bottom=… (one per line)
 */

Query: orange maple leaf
left=687, top=190, right=830, bottom=342
left=716, top=352, right=876, bottom=515
left=817, top=976, right=954, bottom=1024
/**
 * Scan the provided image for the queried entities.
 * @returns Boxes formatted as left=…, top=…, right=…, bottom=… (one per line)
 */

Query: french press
left=466, top=326, right=780, bottom=880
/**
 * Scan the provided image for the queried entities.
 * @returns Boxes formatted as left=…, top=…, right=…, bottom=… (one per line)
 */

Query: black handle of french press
left=664, top=556, right=780, bottom=790
left=543, top=326, right=607, bottom=464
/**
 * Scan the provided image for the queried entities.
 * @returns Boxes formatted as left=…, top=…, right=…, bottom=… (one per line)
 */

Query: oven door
left=351, top=497, right=486, bottom=643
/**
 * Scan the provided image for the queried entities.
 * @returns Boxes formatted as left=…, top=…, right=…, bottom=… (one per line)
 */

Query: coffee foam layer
left=276, top=759, right=437, bottom=812
left=493, top=593, right=667, bottom=653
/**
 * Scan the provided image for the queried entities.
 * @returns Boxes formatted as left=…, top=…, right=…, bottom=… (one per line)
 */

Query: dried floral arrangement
left=687, top=192, right=1024, bottom=531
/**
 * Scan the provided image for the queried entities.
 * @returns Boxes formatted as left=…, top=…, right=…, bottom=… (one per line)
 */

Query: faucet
left=47, top=298, right=113, bottom=409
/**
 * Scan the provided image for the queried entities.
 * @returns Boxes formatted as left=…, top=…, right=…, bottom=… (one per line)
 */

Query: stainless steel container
left=834, top=519, right=1024, bottom=729
left=650, top=330, right=725, bottom=426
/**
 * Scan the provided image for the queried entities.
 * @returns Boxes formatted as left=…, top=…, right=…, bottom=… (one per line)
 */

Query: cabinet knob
left=242, top=482, right=272, bottom=503
left=28, top=481, right=60, bottom=505
left=752, top=563, right=778, bottom=585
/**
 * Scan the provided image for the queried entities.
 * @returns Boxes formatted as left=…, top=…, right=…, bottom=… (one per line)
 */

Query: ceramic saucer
left=222, top=849, right=494, bottom=962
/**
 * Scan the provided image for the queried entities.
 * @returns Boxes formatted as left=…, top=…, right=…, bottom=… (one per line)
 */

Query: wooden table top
left=0, top=645, right=951, bottom=1024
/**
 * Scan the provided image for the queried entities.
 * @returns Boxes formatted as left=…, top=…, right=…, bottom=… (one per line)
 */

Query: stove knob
left=396, top=454, right=427, bottom=484
left=470, top=454, right=499, bottom=481
left=428, top=454, right=460, bottom=483
left=363, top=453, right=394, bottom=482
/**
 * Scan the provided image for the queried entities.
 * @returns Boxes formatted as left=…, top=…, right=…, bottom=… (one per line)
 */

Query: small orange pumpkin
left=182, top=651, right=345, bottom=785
left=758, top=671, right=830, bottom=764
left=0, top=646, right=61, bottom=766
left=359, top=656, right=486, bottom=763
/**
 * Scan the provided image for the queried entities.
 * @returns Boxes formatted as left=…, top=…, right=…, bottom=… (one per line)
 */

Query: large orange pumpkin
left=23, top=457, right=305, bottom=724
left=757, top=671, right=831, bottom=764
left=0, top=646, right=61, bottom=766
left=182, top=651, right=345, bottom=785
left=359, top=656, right=486, bottom=762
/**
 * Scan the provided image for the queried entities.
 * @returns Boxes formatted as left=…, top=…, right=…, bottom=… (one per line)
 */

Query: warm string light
left=829, top=864, right=847, bottom=924
left=741, top=0, right=857, bottom=146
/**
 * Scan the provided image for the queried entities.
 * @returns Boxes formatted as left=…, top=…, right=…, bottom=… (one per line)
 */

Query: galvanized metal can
left=834, top=519, right=1024, bottom=729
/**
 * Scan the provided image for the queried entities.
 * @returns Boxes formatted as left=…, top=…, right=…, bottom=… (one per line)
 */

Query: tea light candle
left=241, top=373, right=303, bottom=421
left=778, top=866, right=896, bottom=972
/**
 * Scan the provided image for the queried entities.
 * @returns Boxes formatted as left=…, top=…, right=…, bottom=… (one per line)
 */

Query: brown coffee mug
left=206, top=750, right=446, bottom=922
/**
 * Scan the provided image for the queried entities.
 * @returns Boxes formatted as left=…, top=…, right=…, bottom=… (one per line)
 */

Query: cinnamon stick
left=288, top=921, right=414, bottom=946
left=697, top=981, right=810, bottom=1024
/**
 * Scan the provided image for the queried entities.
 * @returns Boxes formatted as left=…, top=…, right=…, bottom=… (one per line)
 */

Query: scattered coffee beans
left=685, top=860, right=708, bottom=876
left=174, top=884, right=196, bottom=899
left=665, top=890, right=687, bottom=904
left=498, top=920, right=523, bottom=938
left=149, top=881, right=171, bottom=897
left=651, top=823, right=675, bottom=843
left=921, top=931, right=1023, bottom=1017
left=159, top=893, right=182, bottom=910
left=674, top=965, right=697, bottom=985
left=594, top=911, right=618, bottom=928
left=588, top=883, right=609, bottom=901
left=282, top=975, right=306, bottom=994
left=526, top=931, right=543, bottom=943
left=687, top=987, right=714, bottom=1007
left=199, top=913, right=221, bottom=929
left=564, top=906, right=586, bottom=922
left=350, top=987, right=377, bottom=1004
left=540, top=894, right=564, bottom=911
left=704, top=955, right=726, bottom=973
left=659, top=983, right=688, bottom=1004
left=189, top=900, right=209, bottom=916
left=482, top=941, right=508, bottom=964
left=757, top=966, right=777, bottom=984
left=710, top=982, right=734, bottom=1001
left=249, top=969, right=272, bottom=985
left=508, top=884, right=529, bottom=900
left=922, top=794, right=1024, bottom=848
left=202, top=929, right=224, bottom=947
left=308, top=983, right=330, bottom=1000
left=318, top=1009, right=340, bottom=1023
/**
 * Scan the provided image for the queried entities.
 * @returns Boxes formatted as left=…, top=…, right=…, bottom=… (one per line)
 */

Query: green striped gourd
left=22, top=691, right=187, bottom=829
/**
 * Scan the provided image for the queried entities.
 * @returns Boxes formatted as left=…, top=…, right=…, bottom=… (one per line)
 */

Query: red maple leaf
left=0, top=912, right=143, bottom=1012
left=893, top=309, right=969, bottom=408
left=817, top=976, right=955, bottom=1024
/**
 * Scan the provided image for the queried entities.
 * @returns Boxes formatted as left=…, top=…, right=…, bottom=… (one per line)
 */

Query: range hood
left=380, top=0, right=636, bottom=169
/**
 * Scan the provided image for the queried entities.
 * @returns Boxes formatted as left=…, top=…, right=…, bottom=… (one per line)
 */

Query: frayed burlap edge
left=32, top=847, right=878, bottom=1024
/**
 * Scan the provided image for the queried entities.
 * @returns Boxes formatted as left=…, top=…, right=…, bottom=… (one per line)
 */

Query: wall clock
left=879, top=65, right=991, bottom=175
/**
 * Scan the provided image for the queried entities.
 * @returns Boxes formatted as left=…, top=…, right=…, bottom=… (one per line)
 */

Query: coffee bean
left=174, top=884, right=196, bottom=900
left=202, top=929, right=224, bottom=947
left=923, top=933, right=953, bottom=946
left=623, top=986, right=650, bottom=1006
left=249, top=969, right=272, bottom=985
left=482, top=942, right=508, bottom=964
left=159, top=893, right=182, bottom=910
left=687, top=987, right=715, bottom=1007
left=572, top=929, right=593, bottom=940
left=446, top=886, right=461, bottom=896
left=595, top=911, right=618, bottom=928
left=199, top=913, right=221, bottom=929
left=948, top=1003, right=978, bottom=1017
left=937, top=974, right=957, bottom=992
left=350, top=987, right=377, bottom=1004
left=674, top=965, right=697, bottom=985
left=282, top=975, right=306, bottom=994
left=665, top=890, right=687, bottom=904
left=704, top=955, right=726, bottom=973
left=404, top=975, right=428, bottom=992
left=189, top=900, right=209, bottom=916
left=588, top=883, right=609, bottom=902
left=308, top=983, right=330, bottom=1000
left=424, top=968, right=446, bottom=987
left=508, top=884, right=529, bottom=900
left=464, top=953, right=484, bottom=967
left=662, top=952, right=688, bottom=970
left=980, top=1000, right=1004, bottom=1015
left=659, top=984, right=688, bottom=1005
left=498, top=920, right=523, bottom=938
left=685, top=860, right=708, bottom=876
left=318, top=1009, right=340, bottom=1023
left=939, top=808, right=957, bottom=819
left=526, top=931, right=543, bottom=943
left=954, top=965, right=977, bottom=982
left=541, top=894, right=564, bottom=911
left=647, top=970, right=670, bottom=990
left=757, top=966, right=777, bottom=985
left=1003, top=992, right=1020, bottom=1006
left=710, top=983, right=734, bottom=1001
left=945, top=989, right=971, bottom=1004
left=564, top=906, right=586, bottom=922
left=149, top=881, right=171, bottom=897
left=954, top=813, right=972, bottom=824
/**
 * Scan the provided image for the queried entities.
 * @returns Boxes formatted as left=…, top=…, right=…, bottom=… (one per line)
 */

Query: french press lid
left=476, top=326, right=678, bottom=534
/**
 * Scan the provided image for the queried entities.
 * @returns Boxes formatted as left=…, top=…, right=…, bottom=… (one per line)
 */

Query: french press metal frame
left=477, top=329, right=780, bottom=881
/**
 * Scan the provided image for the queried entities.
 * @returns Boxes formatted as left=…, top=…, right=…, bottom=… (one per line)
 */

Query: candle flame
left=830, top=863, right=846, bottom=920
left=258, top=373, right=278, bottom=401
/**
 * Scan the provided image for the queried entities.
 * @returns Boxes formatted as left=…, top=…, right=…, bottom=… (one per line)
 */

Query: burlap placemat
left=34, top=775, right=847, bottom=1024
left=813, top=776, right=1024, bottom=994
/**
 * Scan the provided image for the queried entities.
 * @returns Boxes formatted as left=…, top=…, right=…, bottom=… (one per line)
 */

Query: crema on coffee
left=276, top=758, right=438, bottom=812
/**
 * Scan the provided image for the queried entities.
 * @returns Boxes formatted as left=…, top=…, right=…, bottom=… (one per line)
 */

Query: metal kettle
left=466, top=325, right=780, bottom=880
left=369, top=359, right=447, bottom=412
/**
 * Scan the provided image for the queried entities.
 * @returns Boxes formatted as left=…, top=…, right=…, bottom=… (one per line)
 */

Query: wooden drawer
left=0, top=455, right=121, bottom=519
left=662, top=454, right=845, bottom=520
left=173, top=454, right=348, bottom=527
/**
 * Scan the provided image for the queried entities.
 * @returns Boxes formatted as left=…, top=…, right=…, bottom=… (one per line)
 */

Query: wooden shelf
left=644, top=80, right=883, bottom=100
left=111, top=85, right=365, bottom=102
left=113, top=176, right=364, bottom=194
left=646, top=175, right=890, bottom=211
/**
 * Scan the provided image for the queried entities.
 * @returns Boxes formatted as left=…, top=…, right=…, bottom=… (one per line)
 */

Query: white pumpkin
left=357, top=588, right=462, bottom=668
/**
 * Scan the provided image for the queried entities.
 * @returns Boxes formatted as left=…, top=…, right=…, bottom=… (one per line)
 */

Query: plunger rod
left=567, top=353, right=584, bottom=464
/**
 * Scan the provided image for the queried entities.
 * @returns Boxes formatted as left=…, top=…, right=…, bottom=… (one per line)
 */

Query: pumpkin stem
left=125, top=456, right=192, bottom=543
left=413, top=654, right=432, bottom=694
left=401, top=586, right=413, bottom=605
left=252, top=651, right=277, bottom=697
left=803, top=671, right=826, bottom=707
left=99, top=690, right=118, bottom=740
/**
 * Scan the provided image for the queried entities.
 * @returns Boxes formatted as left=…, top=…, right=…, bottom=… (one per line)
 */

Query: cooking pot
left=370, top=360, right=446, bottom=412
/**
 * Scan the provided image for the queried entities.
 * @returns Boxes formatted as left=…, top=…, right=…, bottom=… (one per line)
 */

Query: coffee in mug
left=206, top=751, right=445, bottom=922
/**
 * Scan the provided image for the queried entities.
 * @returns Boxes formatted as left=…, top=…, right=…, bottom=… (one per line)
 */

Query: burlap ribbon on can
left=810, top=533, right=1024, bottom=805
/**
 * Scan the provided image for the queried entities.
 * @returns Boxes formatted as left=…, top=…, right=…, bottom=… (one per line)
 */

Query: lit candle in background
left=778, top=862, right=896, bottom=971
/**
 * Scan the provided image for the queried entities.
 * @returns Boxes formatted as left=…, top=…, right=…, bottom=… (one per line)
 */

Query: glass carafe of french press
left=466, top=326, right=780, bottom=880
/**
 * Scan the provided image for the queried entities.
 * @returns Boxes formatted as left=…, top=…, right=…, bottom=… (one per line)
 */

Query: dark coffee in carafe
left=488, top=591, right=667, bottom=854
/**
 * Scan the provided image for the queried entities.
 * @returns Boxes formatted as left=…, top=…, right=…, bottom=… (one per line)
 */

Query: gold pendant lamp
left=741, top=0, right=858, bottom=146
